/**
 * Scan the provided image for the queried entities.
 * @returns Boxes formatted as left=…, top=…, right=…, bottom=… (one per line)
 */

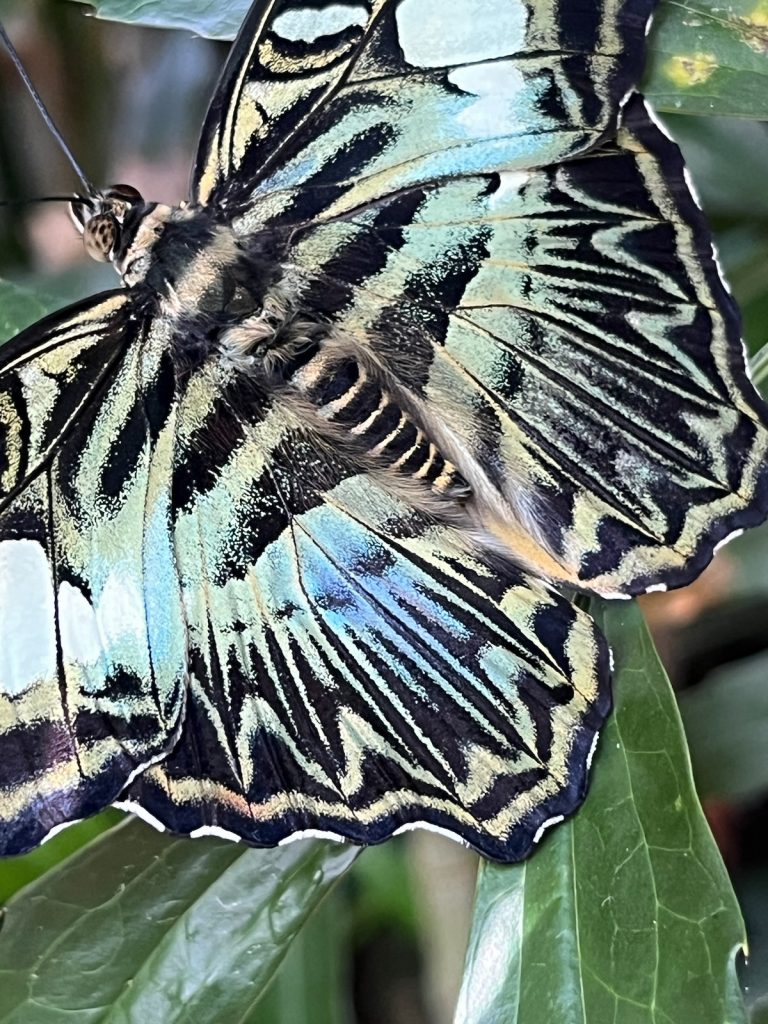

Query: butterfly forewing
left=193, top=0, right=655, bottom=217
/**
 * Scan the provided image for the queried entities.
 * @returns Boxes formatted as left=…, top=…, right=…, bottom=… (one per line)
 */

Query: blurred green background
left=1, top=2, right=768, bottom=1021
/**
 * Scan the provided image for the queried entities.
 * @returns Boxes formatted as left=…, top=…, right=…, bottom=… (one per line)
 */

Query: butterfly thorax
left=73, top=186, right=475, bottom=506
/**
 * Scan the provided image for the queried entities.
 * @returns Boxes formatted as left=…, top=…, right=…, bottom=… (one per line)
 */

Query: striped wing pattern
left=0, top=301, right=187, bottom=853
left=123, top=365, right=608, bottom=858
left=0, top=0, right=766, bottom=860
left=194, top=0, right=655, bottom=215
left=280, top=95, right=768, bottom=593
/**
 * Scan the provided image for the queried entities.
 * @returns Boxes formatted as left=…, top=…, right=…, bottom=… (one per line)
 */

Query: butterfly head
left=70, top=184, right=144, bottom=263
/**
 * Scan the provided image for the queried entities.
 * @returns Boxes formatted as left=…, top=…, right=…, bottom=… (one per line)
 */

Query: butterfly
left=0, top=0, right=766, bottom=862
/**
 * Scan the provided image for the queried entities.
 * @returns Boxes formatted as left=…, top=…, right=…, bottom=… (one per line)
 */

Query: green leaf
left=644, top=0, right=768, bottom=118
left=455, top=601, right=746, bottom=1024
left=0, top=280, right=59, bottom=345
left=69, top=0, right=250, bottom=39
left=0, top=810, right=124, bottom=902
left=751, top=341, right=768, bottom=393
left=0, top=818, right=359, bottom=1024
left=253, top=895, right=349, bottom=1024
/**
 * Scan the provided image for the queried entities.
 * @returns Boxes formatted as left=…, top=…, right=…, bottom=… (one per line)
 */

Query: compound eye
left=106, top=183, right=143, bottom=203
left=83, top=213, right=118, bottom=262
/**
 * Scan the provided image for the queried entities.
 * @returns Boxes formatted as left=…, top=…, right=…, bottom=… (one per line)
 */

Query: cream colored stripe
left=370, top=412, right=407, bottom=456
left=350, top=393, right=388, bottom=435
left=390, top=431, right=424, bottom=470
left=413, top=443, right=438, bottom=479
left=324, top=369, right=368, bottom=415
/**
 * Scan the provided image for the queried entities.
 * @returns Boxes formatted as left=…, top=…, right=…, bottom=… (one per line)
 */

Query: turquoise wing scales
left=123, top=370, right=608, bottom=857
left=193, top=0, right=656, bottom=216
left=197, top=0, right=768, bottom=593
left=0, top=299, right=187, bottom=854
left=282, top=95, right=768, bottom=593
left=1, top=0, right=767, bottom=860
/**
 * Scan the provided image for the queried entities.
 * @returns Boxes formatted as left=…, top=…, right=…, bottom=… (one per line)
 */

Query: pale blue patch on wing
left=249, top=71, right=591, bottom=221
left=273, top=3, right=368, bottom=41
left=297, top=505, right=474, bottom=643
left=449, top=62, right=527, bottom=138
left=396, top=0, right=527, bottom=67
left=59, top=581, right=107, bottom=675
left=0, top=539, right=57, bottom=696
left=143, top=498, right=187, bottom=690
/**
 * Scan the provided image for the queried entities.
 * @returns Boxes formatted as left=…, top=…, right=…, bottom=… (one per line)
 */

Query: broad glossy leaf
left=253, top=897, right=349, bottom=1024
left=0, top=280, right=58, bottom=344
left=645, top=0, right=768, bottom=117
left=0, top=810, right=124, bottom=902
left=69, top=0, right=248, bottom=38
left=455, top=601, right=746, bottom=1024
left=0, top=819, right=359, bottom=1024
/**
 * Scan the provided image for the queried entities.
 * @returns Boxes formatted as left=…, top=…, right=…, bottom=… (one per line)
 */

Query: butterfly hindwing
left=0, top=300, right=187, bottom=854
left=278, top=93, right=768, bottom=594
left=123, top=370, right=609, bottom=860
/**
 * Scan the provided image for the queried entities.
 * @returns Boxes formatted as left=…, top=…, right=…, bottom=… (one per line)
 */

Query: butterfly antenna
left=0, top=195, right=90, bottom=208
left=0, top=22, right=98, bottom=197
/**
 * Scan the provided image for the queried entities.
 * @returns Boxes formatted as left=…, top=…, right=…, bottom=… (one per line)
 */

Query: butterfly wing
left=192, top=0, right=655, bottom=214
left=280, top=95, right=768, bottom=594
left=0, top=296, right=187, bottom=854
left=124, top=361, right=609, bottom=861
left=191, top=0, right=768, bottom=595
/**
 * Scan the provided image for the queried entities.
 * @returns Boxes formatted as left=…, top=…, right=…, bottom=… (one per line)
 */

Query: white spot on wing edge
left=115, top=799, right=168, bottom=835
left=115, top=807, right=245, bottom=846
left=533, top=814, right=564, bottom=845
left=272, top=4, right=367, bottom=42
left=393, top=821, right=471, bottom=848
left=279, top=827, right=348, bottom=846
left=42, top=818, right=88, bottom=845
left=644, top=582, right=668, bottom=594
left=586, top=731, right=601, bottom=771
left=684, top=166, right=706, bottom=215
left=190, top=825, right=243, bottom=843
left=714, top=528, right=744, bottom=554
left=641, top=96, right=676, bottom=142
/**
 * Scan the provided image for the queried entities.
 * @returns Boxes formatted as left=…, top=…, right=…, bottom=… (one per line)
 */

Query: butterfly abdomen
left=288, top=345, right=472, bottom=502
